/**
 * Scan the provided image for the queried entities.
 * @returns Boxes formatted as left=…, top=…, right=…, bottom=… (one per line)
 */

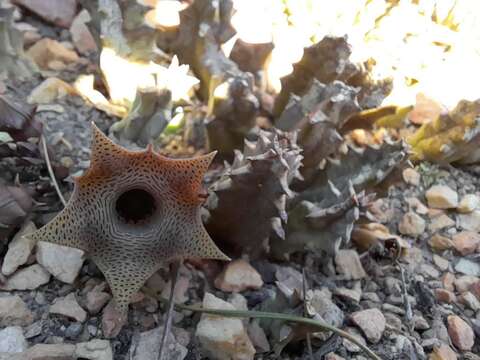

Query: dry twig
left=40, top=135, right=67, bottom=207
left=144, top=288, right=382, bottom=360
left=158, top=260, right=181, bottom=360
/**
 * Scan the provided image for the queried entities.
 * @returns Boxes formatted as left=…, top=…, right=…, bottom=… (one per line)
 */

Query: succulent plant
left=172, top=0, right=259, bottom=157
left=0, top=8, right=37, bottom=79
left=271, top=141, right=407, bottom=258
left=206, top=128, right=302, bottom=256
left=276, top=79, right=361, bottom=181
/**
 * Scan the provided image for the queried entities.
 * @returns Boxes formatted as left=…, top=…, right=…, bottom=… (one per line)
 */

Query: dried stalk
left=158, top=260, right=181, bottom=360
left=41, top=135, right=67, bottom=207
left=144, top=289, right=381, bottom=360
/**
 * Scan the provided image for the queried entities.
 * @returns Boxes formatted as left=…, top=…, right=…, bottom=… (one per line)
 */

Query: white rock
left=460, top=292, right=480, bottom=311
left=214, top=260, right=263, bottom=293
left=24, top=343, right=76, bottom=359
left=75, top=339, right=113, bottom=360
left=129, top=327, right=187, bottom=360
left=0, top=327, right=27, bottom=353
left=428, top=214, right=455, bottom=232
left=36, top=241, right=85, bottom=284
left=2, top=221, right=37, bottom=276
left=334, top=286, right=361, bottom=303
left=196, top=293, right=255, bottom=360
left=398, top=212, right=426, bottom=236
left=49, top=293, right=87, bottom=322
left=402, top=168, right=420, bottom=186
left=335, top=250, right=366, bottom=280
left=457, top=210, right=480, bottom=232
left=457, top=194, right=480, bottom=213
left=307, top=289, right=344, bottom=328
left=275, top=266, right=303, bottom=302
left=0, top=295, right=33, bottom=327
left=432, top=254, right=449, bottom=272
left=0, top=264, right=50, bottom=290
left=426, top=185, right=458, bottom=209
left=455, top=258, right=480, bottom=277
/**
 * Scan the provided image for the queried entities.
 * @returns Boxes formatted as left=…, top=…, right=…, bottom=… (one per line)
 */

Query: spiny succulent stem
left=41, top=135, right=67, bottom=207
left=158, top=259, right=181, bottom=360
left=144, top=288, right=381, bottom=360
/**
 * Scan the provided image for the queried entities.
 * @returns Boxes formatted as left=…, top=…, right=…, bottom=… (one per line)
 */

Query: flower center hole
left=115, top=189, right=156, bottom=224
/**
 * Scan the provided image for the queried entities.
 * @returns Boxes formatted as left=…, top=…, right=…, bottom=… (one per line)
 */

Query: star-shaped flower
left=29, top=123, right=228, bottom=314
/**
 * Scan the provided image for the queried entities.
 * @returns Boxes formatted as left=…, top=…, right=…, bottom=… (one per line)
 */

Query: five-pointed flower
left=29, top=123, right=228, bottom=314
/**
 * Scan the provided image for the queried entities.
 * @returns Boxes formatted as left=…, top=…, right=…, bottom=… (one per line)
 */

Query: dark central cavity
left=115, top=188, right=156, bottom=224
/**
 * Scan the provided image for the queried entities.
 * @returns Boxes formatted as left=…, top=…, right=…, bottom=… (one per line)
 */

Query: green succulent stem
left=144, top=289, right=381, bottom=360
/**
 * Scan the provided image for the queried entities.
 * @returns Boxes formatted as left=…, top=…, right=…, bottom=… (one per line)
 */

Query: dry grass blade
left=144, top=288, right=381, bottom=360
left=158, top=260, right=180, bottom=360
left=40, top=135, right=67, bottom=207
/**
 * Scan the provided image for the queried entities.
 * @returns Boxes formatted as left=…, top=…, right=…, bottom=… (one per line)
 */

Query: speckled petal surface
left=29, top=123, right=228, bottom=313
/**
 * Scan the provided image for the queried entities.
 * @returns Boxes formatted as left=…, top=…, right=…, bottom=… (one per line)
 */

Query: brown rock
left=442, top=272, right=456, bottom=292
left=429, top=234, right=454, bottom=251
left=429, top=344, right=457, bottom=360
left=335, top=250, right=366, bottom=280
left=102, top=300, right=127, bottom=338
left=214, top=260, right=263, bottom=292
left=85, top=291, right=111, bottom=315
left=26, top=38, right=78, bottom=70
left=470, top=280, right=480, bottom=299
left=69, top=10, right=97, bottom=54
left=452, top=231, right=480, bottom=255
left=410, top=93, right=444, bottom=125
left=350, top=308, right=385, bottom=343
left=447, top=315, right=474, bottom=351
left=435, top=288, right=456, bottom=304
left=426, top=185, right=458, bottom=209
left=13, top=0, right=77, bottom=28
left=47, top=60, right=67, bottom=71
